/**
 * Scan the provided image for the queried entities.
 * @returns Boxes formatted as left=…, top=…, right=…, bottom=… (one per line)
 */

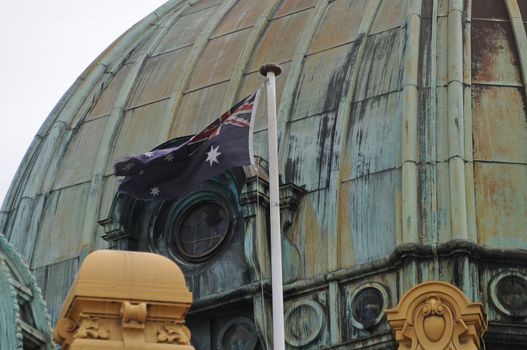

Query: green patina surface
left=1, top=0, right=527, bottom=348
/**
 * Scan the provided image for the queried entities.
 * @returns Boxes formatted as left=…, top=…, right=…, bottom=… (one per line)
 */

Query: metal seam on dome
left=326, top=0, right=383, bottom=344
left=276, top=0, right=331, bottom=165
left=79, top=1, right=191, bottom=259
left=221, top=0, right=283, bottom=112
left=505, top=0, right=527, bottom=100
left=161, top=0, right=239, bottom=142
left=463, top=0, right=478, bottom=245
left=400, top=0, right=422, bottom=251
left=447, top=0, right=469, bottom=242
left=330, top=0, right=383, bottom=269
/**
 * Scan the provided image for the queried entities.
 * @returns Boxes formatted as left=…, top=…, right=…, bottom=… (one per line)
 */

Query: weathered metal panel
left=194, top=238, right=250, bottom=298
left=370, top=0, right=405, bottom=35
left=187, top=29, right=251, bottom=91
left=345, top=92, right=402, bottom=181
left=251, top=129, right=269, bottom=161
left=106, top=99, right=170, bottom=175
left=97, top=175, right=118, bottom=221
left=127, top=48, right=191, bottom=109
left=33, top=258, right=79, bottom=325
left=283, top=112, right=336, bottom=192
left=339, top=169, right=400, bottom=268
left=472, top=0, right=509, bottom=20
left=283, top=291, right=331, bottom=348
left=290, top=190, right=330, bottom=278
left=171, top=81, right=230, bottom=137
left=248, top=9, right=313, bottom=72
left=87, top=63, right=135, bottom=120
left=52, top=117, right=109, bottom=189
left=353, top=29, right=404, bottom=102
left=155, top=6, right=218, bottom=55
left=435, top=15, right=449, bottom=86
left=273, top=0, right=316, bottom=19
left=307, top=0, right=368, bottom=55
left=472, top=20, right=522, bottom=86
left=518, top=0, right=527, bottom=20
left=213, top=0, right=268, bottom=37
left=31, top=183, right=90, bottom=269
left=8, top=196, right=46, bottom=263
left=418, top=163, right=452, bottom=243
left=472, top=86, right=527, bottom=163
left=291, top=43, right=358, bottom=119
left=475, top=163, right=527, bottom=249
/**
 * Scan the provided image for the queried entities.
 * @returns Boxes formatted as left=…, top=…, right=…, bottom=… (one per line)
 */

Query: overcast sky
left=0, top=0, right=168, bottom=206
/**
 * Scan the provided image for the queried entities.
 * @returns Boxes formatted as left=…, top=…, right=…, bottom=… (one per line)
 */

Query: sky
left=0, top=0, right=168, bottom=206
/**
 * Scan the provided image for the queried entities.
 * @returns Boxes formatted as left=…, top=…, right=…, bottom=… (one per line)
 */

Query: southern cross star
left=150, top=186, right=160, bottom=196
left=205, top=145, right=221, bottom=166
left=144, top=151, right=155, bottom=158
left=164, top=153, right=175, bottom=162
left=122, top=162, right=135, bottom=171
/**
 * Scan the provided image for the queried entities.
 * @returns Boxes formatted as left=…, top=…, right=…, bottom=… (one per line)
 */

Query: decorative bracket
left=385, top=281, right=488, bottom=350
left=240, top=162, right=305, bottom=283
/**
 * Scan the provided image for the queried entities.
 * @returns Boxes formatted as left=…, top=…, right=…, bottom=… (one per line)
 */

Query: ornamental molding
left=53, top=250, right=195, bottom=349
left=385, top=281, right=487, bottom=350
left=157, top=322, right=192, bottom=345
left=74, top=315, right=110, bottom=340
left=284, top=300, right=325, bottom=347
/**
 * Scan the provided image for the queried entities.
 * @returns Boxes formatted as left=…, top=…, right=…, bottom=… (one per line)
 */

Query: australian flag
left=115, top=91, right=260, bottom=200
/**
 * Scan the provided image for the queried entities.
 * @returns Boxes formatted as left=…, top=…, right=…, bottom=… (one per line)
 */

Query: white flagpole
left=260, top=63, right=285, bottom=350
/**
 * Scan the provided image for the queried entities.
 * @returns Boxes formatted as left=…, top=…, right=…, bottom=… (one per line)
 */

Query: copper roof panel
left=155, top=6, right=217, bottom=55
left=475, top=163, right=527, bottom=249
left=307, top=0, right=367, bottom=55
left=248, top=9, right=312, bottom=72
left=128, top=48, right=191, bottom=109
left=472, top=20, right=522, bottom=86
left=52, top=117, right=109, bottom=190
left=213, top=0, right=268, bottom=37
left=187, top=28, right=251, bottom=91
left=32, top=184, right=90, bottom=268
left=472, top=86, right=527, bottom=163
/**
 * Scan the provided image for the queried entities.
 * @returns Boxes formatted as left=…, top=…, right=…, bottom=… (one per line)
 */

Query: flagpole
left=260, top=63, right=285, bottom=350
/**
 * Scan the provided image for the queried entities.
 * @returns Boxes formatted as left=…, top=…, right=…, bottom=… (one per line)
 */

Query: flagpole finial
left=259, top=63, right=282, bottom=77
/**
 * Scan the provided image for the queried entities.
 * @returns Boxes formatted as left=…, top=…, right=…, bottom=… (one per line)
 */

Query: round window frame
left=489, top=270, right=527, bottom=318
left=167, top=192, right=235, bottom=264
left=349, top=282, right=389, bottom=330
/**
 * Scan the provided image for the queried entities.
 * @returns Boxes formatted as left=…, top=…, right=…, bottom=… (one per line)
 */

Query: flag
left=115, top=91, right=260, bottom=200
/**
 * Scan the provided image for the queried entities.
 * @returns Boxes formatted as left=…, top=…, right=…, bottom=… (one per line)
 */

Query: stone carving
left=157, top=322, right=191, bottom=345
left=120, top=301, right=147, bottom=329
left=284, top=300, right=325, bottom=347
left=73, top=315, right=110, bottom=339
left=216, top=317, right=258, bottom=350
left=53, top=317, right=76, bottom=344
left=386, top=281, right=487, bottom=350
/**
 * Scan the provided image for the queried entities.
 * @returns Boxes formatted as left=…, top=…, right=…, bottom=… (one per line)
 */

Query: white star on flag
left=164, top=153, right=175, bottom=162
left=150, top=186, right=160, bottom=196
left=122, top=162, right=134, bottom=171
left=205, top=145, right=221, bottom=166
left=144, top=152, right=154, bottom=158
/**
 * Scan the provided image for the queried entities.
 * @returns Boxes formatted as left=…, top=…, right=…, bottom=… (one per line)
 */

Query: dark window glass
left=352, top=288, right=384, bottom=327
left=174, top=201, right=229, bottom=262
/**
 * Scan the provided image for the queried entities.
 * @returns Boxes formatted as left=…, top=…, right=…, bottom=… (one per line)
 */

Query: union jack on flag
left=188, top=93, right=257, bottom=145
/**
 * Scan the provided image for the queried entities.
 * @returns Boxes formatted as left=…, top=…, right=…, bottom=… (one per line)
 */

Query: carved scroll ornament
left=157, top=322, right=191, bottom=345
left=385, top=281, right=487, bottom=350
